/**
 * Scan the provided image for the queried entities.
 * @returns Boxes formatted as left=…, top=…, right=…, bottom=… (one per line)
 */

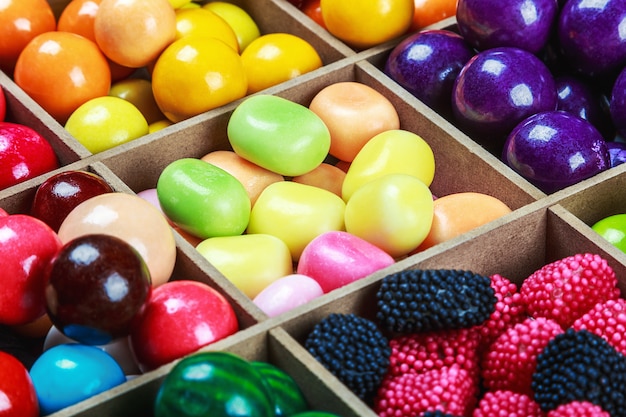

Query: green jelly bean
left=157, top=158, right=251, bottom=239
left=227, top=94, right=331, bottom=177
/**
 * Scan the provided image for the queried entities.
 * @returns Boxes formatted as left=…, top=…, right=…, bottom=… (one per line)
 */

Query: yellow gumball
left=152, top=35, right=248, bottom=122
left=168, top=0, right=192, bottom=8
left=109, top=78, right=165, bottom=124
left=203, top=1, right=260, bottom=51
left=241, top=33, right=322, bottom=94
left=174, top=7, right=239, bottom=52
left=65, top=96, right=149, bottom=154
left=149, top=119, right=174, bottom=133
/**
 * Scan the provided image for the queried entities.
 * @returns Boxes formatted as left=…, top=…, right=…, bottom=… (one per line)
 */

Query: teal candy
left=29, top=343, right=125, bottom=415
left=154, top=351, right=275, bottom=417
left=251, top=361, right=308, bottom=417
left=227, top=94, right=331, bottom=177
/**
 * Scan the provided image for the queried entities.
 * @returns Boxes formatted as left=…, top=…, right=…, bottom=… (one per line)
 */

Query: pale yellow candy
left=196, top=234, right=293, bottom=299
left=341, top=129, right=435, bottom=202
left=344, top=173, right=434, bottom=258
left=247, top=181, right=346, bottom=261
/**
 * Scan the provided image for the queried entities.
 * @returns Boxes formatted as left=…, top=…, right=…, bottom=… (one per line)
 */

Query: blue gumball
left=29, top=343, right=126, bottom=415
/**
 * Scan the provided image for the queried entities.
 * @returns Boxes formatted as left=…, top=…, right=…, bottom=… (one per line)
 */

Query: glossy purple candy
left=503, top=110, right=610, bottom=194
left=607, top=141, right=626, bottom=168
left=384, top=29, right=475, bottom=118
left=610, top=66, right=626, bottom=138
left=456, top=0, right=558, bottom=54
left=558, top=0, right=626, bottom=77
left=452, top=47, right=558, bottom=141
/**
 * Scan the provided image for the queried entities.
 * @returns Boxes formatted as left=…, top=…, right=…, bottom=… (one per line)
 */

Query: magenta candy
left=252, top=274, right=324, bottom=317
left=297, top=231, right=395, bottom=293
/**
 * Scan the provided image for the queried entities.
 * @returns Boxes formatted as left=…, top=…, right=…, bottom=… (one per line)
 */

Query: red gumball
left=0, top=214, right=62, bottom=325
left=30, top=170, right=114, bottom=232
left=0, top=88, right=6, bottom=122
left=0, top=122, right=59, bottom=191
left=130, top=280, right=239, bottom=372
left=0, top=351, right=39, bottom=417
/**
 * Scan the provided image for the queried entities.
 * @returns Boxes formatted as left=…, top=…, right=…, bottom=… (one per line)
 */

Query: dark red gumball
left=45, top=234, right=152, bottom=346
left=30, top=170, right=113, bottom=232
left=0, top=87, right=6, bottom=122
left=0, top=351, right=39, bottom=417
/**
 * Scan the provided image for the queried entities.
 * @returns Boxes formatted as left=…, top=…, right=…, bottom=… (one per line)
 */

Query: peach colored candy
left=292, top=162, right=346, bottom=197
left=308, top=81, right=400, bottom=163
left=201, top=150, right=284, bottom=205
left=252, top=274, right=324, bottom=317
left=297, top=231, right=395, bottom=293
left=414, top=192, right=512, bottom=252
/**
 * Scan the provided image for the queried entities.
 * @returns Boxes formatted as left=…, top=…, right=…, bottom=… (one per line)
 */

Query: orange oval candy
left=201, top=150, right=284, bottom=206
left=415, top=192, right=512, bottom=252
left=308, top=81, right=400, bottom=163
left=292, top=162, right=346, bottom=197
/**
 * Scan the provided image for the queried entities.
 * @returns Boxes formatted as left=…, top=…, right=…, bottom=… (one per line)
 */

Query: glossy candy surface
left=452, top=46, right=557, bottom=140
left=344, top=174, right=434, bottom=258
left=592, top=214, right=626, bottom=254
left=0, top=122, right=59, bottom=191
left=154, top=351, right=273, bottom=417
left=45, top=234, right=152, bottom=345
left=385, top=29, right=474, bottom=118
left=0, top=87, right=5, bottom=122
left=308, top=81, right=400, bottom=163
left=130, top=280, right=239, bottom=372
left=196, top=233, right=293, bottom=299
left=109, top=78, right=165, bottom=125
left=297, top=231, right=396, bottom=293
left=228, top=95, right=331, bottom=177
left=342, top=129, right=435, bottom=201
left=558, top=0, right=626, bottom=76
left=157, top=158, right=251, bottom=240
left=503, top=110, right=610, bottom=193
left=173, top=7, right=239, bottom=51
left=29, top=343, right=125, bottom=415
left=58, top=192, right=176, bottom=287
left=0, top=214, right=62, bottom=326
left=247, top=181, right=346, bottom=261
left=14, top=31, right=111, bottom=123
left=610, top=66, right=626, bottom=138
left=0, top=351, right=39, bottom=417
left=253, top=274, right=324, bottom=317
left=30, top=170, right=114, bottom=232
left=202, top=1, right=261, bottom=51
left=456, top=0, right=558, bottom=53
left=251, top=361, right=308, bottom=417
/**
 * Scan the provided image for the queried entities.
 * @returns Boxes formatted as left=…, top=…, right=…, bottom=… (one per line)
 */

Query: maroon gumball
left=503, top=110, right=610, bottom=193
left=384, top=29, right=475, bottom=118
left=130, top=280, right=239, bottom=372
left=45, top=234, right=152, bottom=345
left=558, top=0, right=626, bottom=77
left=0, top=87, right=6, bottom=122
left=30, top=170, right=114, bottom=232
left=456, top=0, right=558, bottom=54
left=0, top=214, right=62, bottom=325
left=0, top=122, right=58, bottom=190
left=452, top=46, right=557, bottom=144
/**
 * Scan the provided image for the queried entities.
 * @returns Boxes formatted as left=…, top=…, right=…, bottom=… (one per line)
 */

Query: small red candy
left=0, top=350, right=39, bottom=417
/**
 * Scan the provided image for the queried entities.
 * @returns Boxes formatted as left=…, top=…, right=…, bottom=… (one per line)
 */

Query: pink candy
left=297, top=230, right=395, bottom=293
left=253, top=274, right=324, bottom=317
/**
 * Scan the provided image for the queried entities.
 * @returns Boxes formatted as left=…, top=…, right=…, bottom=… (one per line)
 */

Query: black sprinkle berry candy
left=376, top=269, right=496, bottom=333
left=303, top=313, right=391, bottom=403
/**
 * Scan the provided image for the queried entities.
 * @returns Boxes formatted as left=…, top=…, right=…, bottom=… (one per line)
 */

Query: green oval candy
left=154, top=351, right=274, bottom=417
left=156, top=158, right=251, bottom=239
left=251, top=361, right=308, bottom=417
left=227, top=95, right=331, bottom=177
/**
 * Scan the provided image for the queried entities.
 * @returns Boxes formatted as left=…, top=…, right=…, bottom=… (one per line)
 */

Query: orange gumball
left=410, top=0, right=457, bottom=31
left=308, top=81, right=400, bottom=162
left=292, top=163, right=346, bottom=197
left=14, top=31, right=111, bottom=123
left=0, top=0, right=57, bottom=75
left=414, top=192, right=512, bottom=252
left=302, top=0, right=326, bottom=29
left=201, top=150, right=284, bottom=205
left=94, top=0, right=177, bottom=68
left=58, top=0, right=103, bottom=42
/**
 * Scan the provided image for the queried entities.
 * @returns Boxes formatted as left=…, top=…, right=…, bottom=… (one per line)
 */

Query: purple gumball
left=610, top=66, right=626, bottom=137
left=456, top=0, right=558, bottom=54
left=607, top=141, right=626, bottom=168
left=558, top=0, right=626, bottom=77
left=384, top=29, right=475, bottom=118
left=452, top=47, right=557, bottom=144
left=503, top=110, right=610, bottom=194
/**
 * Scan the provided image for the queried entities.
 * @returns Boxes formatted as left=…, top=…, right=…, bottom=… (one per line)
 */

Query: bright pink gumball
left=0, top=207, right=8, bottom=217
left=0, top=122, right=59, bottom=190
left=0, top=214, right=62, bottom=325
left=129, top=280, right=239, bottom=372
left=0, top=88, right=6, bottom=122
left=0, top=351, right=39, bottom=417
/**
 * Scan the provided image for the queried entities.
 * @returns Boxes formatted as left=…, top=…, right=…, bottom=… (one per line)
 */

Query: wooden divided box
left=3, top=1, right=626, bottom=416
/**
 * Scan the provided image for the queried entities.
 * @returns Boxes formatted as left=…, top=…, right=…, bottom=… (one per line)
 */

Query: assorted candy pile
left=304, top=253, right=626, bottom=416
left=384, top=0, right=626, bottom=194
